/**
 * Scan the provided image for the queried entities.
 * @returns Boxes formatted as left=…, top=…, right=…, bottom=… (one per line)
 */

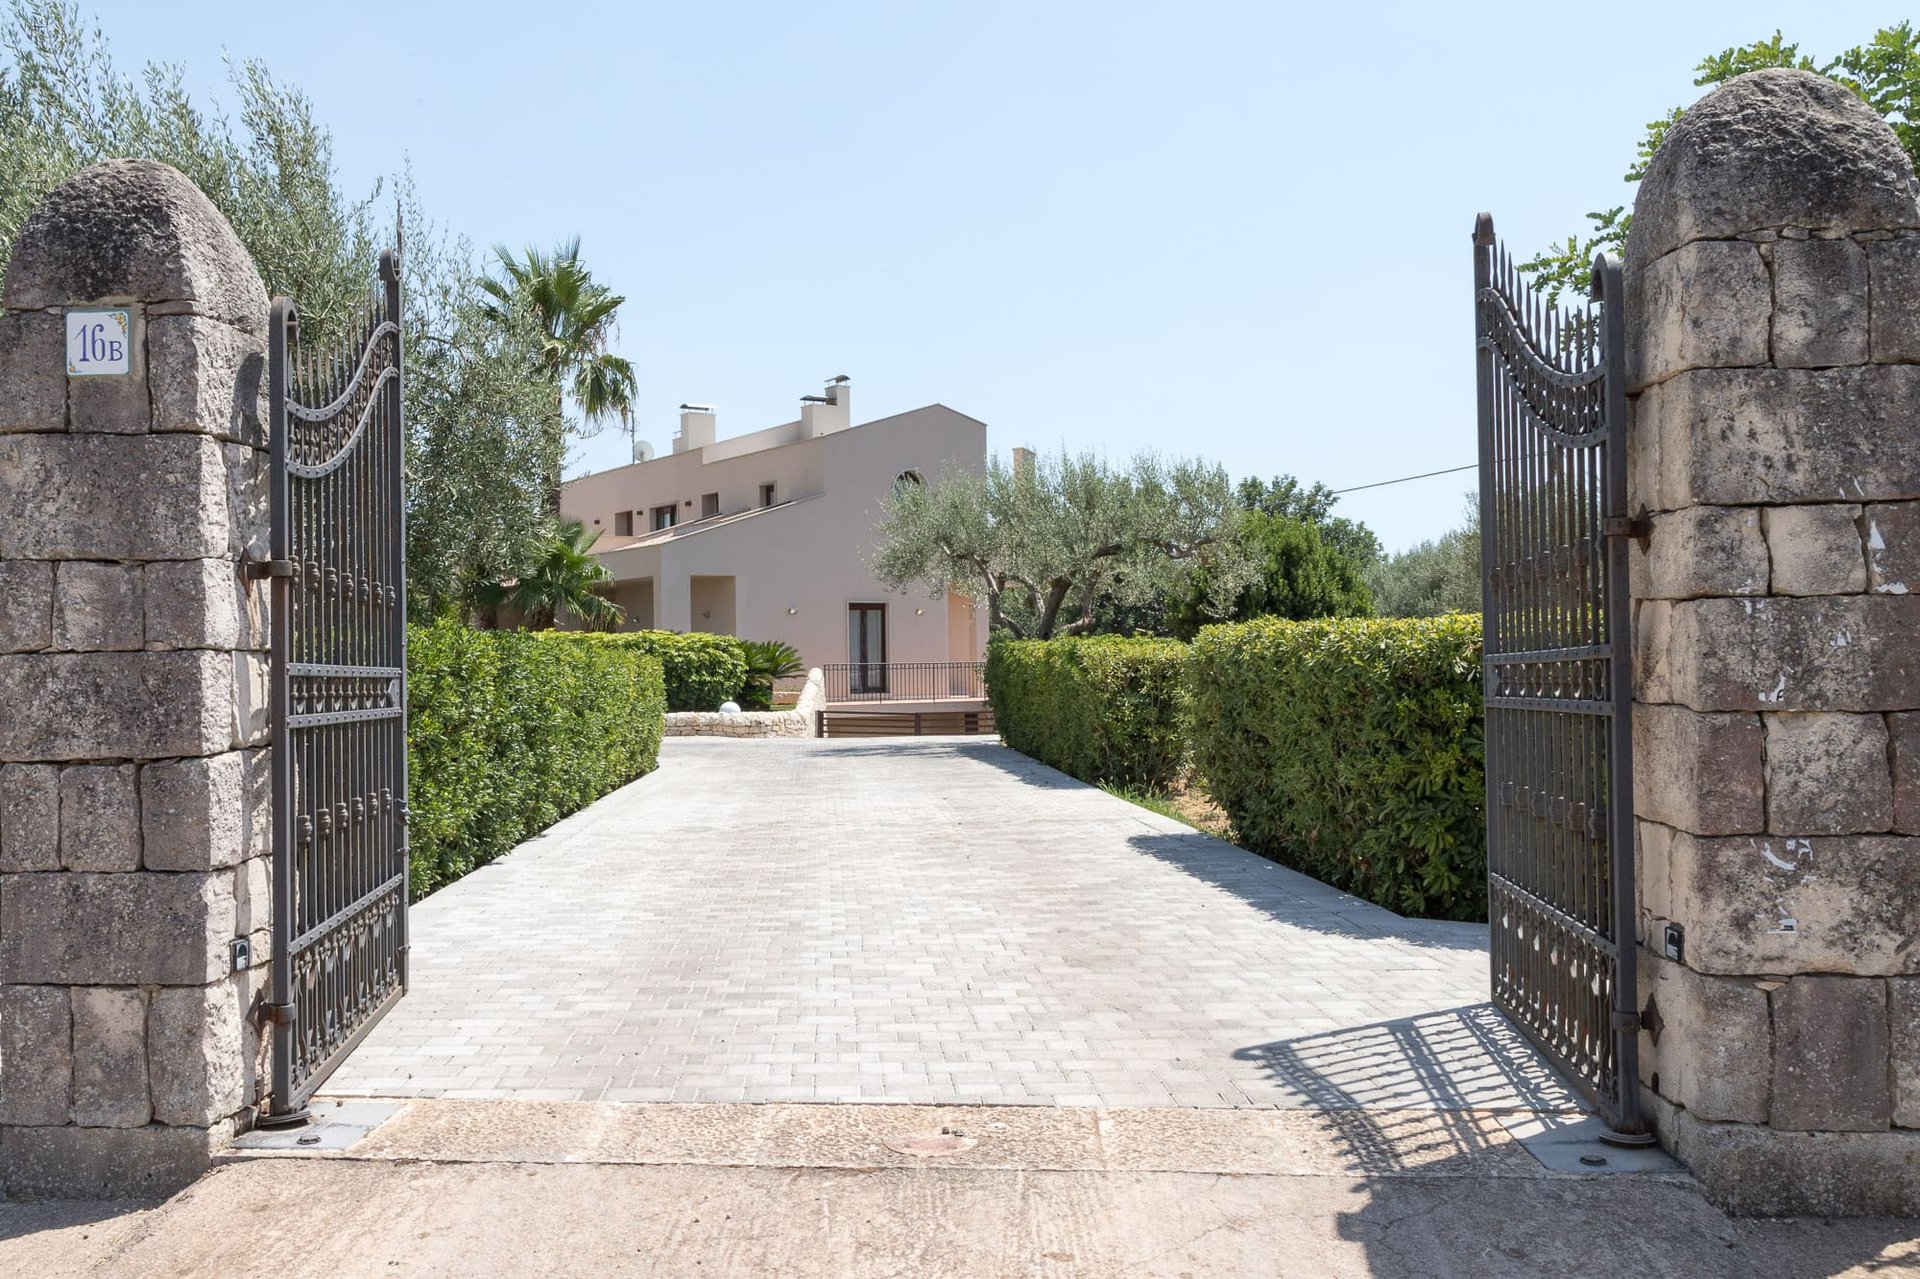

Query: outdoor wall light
left=915, top=608, right=925, bottom=615
left=788, top=607, right=797, bottom=615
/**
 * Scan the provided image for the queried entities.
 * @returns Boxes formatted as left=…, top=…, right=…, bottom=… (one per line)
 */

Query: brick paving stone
left=325, top=738, right=1575, bottom=1113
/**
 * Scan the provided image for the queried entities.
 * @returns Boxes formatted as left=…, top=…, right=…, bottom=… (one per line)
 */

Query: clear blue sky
left=84, top=1, right=1903, bottom=550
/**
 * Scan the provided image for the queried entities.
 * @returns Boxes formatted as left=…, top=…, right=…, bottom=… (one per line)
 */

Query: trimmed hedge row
left=408, top=621, right=666, bottom=896
left=986, top=635, right=1190, bottom=790
left=1188, top=615, right=1485, bottom=921
left=985, top=616, right=1485, bottom=920
left=559, top=630, right=748, bottom=711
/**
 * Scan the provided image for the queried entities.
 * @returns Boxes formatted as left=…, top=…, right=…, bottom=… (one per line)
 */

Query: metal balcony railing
left=821, top=661, right=986, bottom=702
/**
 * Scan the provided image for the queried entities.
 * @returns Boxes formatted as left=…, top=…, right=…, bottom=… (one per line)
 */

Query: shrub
left=559, top=630, right=747, bottom=711
left=738, top=639, right=805, bottom=711
left=1188, top=614, right=1485, bottom=920
left=408, top=621, right=666, bottom=896
left=986, top=635, right=1189, bottom=790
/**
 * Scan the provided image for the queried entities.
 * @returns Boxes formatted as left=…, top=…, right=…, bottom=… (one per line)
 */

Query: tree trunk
left=544, top=388, right=565, bottom=515
left=1034, top=578, right=1073, bottom=639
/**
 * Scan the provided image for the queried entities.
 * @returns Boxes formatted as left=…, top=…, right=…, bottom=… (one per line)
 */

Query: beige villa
left=558, top=377, right=988, bottom=681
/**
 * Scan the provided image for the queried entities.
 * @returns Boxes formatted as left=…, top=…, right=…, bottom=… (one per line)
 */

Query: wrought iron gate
left=1473, top=214, right=1649, bottom=1143
left=264, top=250, right=408, bottom=1120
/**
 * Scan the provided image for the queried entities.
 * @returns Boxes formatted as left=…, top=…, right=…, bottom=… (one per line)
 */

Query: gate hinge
left=1613, top=1008, right=1643, bottom=1035
left=1602, top=513, right=1652, bottom=544
left=262, top=1001, right=297, bottom=1027
left=244, top=556, right=296, bottom=581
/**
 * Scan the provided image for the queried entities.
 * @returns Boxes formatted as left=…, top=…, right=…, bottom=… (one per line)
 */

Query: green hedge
left=986, top=635, right=1189, bottom=790
left=407, top=621, right=666, bottom=897
left=1188, top=615, right=1485, bottom=920
left=558, top=630, right=747, bottom=711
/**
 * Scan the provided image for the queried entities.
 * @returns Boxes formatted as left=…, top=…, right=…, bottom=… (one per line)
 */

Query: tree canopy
left=0, top=0, right=378, bottom=346
left=470, top=519, right=622, bottom=631
left=872, top=450, right=1250, bottom=640
left=478, top=239, right=637, bottom=510
left=1149, top=477, right=1376, bottom=638
left=480, top=239, right=637, bottom=431
left=1235, top=475, right=1381, bottom=566
left=1524, top=23, right=1920, bottom=304
left=1166, top=509, right=1373, bottom=638
left=1364, top=501, right=1480, bottom=618
left=0, top=0, right=635, bottom=623
left=404, top=245, right=567, bottom=618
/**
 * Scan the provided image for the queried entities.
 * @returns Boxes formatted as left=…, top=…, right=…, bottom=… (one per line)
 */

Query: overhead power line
left=1330, top=463, right=1477, bottom=495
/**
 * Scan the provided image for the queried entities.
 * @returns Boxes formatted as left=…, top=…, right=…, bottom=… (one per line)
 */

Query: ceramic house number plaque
left=66, top=308, right=131, bottom=376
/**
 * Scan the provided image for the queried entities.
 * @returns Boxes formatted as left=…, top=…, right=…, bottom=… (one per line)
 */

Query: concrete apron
left=10, top=1097, right=1920, bottom=1278
left=251, top=1094, right=1669, bottom=1177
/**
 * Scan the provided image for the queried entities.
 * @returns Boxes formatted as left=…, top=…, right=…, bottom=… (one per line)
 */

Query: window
left=614, top=510, right=633, bottom=537
left=651, top=504, right=677, bottom=531
left=894, top=469, right=925, bottom=497
left=760, top=482, right=777, bottom=507
left=701, top=492, right=720, bottom=519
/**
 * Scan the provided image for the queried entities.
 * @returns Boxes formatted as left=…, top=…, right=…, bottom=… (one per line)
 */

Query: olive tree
left=403, top=223, right=568, bottom=618
left=0, top=0, right=382, bottom=346
left=872, top=450, right=1251, bottom=639
left=0, top=1, right=606, bottom=617
left=1364, top=500, right=1481, bottom=618
left=1525, top=23, right=1920, bottom=302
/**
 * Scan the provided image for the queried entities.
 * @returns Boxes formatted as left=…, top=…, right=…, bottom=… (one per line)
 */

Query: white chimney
left=798, top=375, right=850, bottom=439
left=673, top=404, right=716, bottom=454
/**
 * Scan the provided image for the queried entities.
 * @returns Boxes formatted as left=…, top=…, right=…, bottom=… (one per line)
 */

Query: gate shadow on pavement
left=1253, top=1009, right=1920, bottom=1274
left=1235, top=1004, right=1579, bottom=1172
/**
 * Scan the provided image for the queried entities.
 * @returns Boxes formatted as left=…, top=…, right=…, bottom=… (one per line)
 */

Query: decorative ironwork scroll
left=1473, top=214, right=1649, bottom=1143
left=265, top=250, right=408, bottom=1118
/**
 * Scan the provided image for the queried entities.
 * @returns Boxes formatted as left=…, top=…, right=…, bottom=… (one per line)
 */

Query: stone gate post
left=1626, top=69, right=1920, bottom=1214
left=0, top=160, right=272, bottom=1197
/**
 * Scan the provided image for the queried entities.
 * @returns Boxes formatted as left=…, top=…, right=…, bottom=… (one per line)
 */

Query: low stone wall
left=664, top=667, right=825, bottom=738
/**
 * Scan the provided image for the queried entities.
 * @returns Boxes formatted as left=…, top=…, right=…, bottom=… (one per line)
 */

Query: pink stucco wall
left=558, top=401, right=988, bottom=673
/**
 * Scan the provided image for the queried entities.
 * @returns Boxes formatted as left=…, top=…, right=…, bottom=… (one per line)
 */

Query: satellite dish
left=631, top=438, right=655, bottom=464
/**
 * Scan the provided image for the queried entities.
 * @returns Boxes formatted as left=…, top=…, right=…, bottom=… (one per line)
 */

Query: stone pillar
left=0, top=160, right=272, bottom=1198
left=1626, top=69, right=1920, bottom=1215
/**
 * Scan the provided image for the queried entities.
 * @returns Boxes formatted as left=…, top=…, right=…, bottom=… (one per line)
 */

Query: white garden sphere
left=718, top=701, right=742, bottom=714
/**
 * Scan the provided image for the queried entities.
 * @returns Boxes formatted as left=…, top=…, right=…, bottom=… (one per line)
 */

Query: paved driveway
left=327, top=738, right=1569, bottom=1112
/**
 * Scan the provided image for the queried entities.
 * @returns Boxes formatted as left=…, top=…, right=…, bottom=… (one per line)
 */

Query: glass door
left=848, top=604, right=887, bottom=695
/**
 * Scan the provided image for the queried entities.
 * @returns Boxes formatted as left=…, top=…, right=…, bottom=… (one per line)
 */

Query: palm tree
left=479, top=238, right=638, bottom=507
left=473, top=519, right=623, bottom=631
left=738, top=640, right=806, bottom=710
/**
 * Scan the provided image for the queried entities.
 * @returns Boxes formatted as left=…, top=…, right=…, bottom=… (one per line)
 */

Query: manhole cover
left=885, top=1131, right=979, bottom=1157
